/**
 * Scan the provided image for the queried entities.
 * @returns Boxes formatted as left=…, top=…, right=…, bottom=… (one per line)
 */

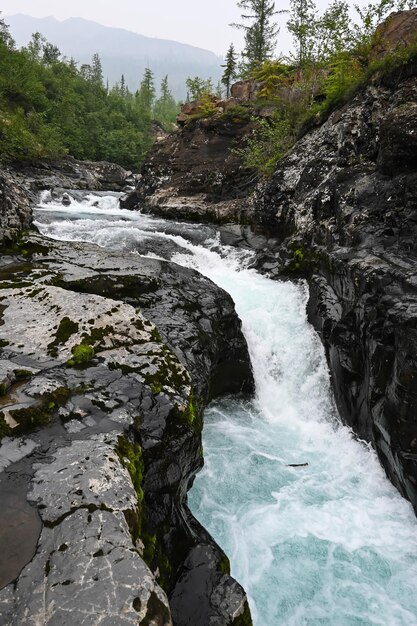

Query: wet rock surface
left=0, top=170, right=32, bottom=245
left=251, top=59, right=417, bottom=513
left=0, top=234, right=253, bottom=625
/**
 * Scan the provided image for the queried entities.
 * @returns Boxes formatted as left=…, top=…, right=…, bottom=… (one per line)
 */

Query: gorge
left=1, top=9, right=417, bottom=625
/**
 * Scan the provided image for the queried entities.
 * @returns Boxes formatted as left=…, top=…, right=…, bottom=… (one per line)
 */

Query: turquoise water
left=35, top=194, right=417, bottom=626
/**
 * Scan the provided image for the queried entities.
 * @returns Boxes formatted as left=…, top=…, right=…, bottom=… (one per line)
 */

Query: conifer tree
left=43, top=42, right=60, bottom=64
left=91, top=53, right=103, bottom=86
left=232, top=0, right=279, bottom=74
left=120, top=74, right=126, bottom=97
left=221, top=44, right=238, bottom=98
left=154, top=75, right=177, bottom=123
left=137, top=67, right=156, bottom=113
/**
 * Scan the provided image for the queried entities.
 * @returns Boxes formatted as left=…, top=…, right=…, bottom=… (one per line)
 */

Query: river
left=34, top=192, right=417, bottom=626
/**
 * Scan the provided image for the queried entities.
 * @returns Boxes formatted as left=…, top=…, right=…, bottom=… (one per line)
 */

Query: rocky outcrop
left=0, top=170, right=32, bottom=245
left=11, top=156, right=136, bottom=202
left=251, top=55, right=417, bottom=513
left=371, top=9, right=417, bottom=60
left=0, top=235, right=253, bottom=625
left=121, top=114, right=257, bottom=223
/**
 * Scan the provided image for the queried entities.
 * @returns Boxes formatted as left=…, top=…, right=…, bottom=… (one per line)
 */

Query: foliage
left=0, top=17, right=180, bottom=169
left=186, top=76, right=213, bottom=100
left=67, top=344, right=95, bottom=366
left=198, top=93, right=218, bottom=117
left=227, top=0, right=417, bottom=178
left=287, top=0, right=318, bottom=66
left=235, top=115, right=294, bottom=175
left=222, top=43, right=238, bottom=98
left=232, top=0, right=280, bottom=74
left=253, top=59, right=291, bottom=99
left=137, top=67, right=156, bottom=113
left=153, top=75, right=178, bottom=128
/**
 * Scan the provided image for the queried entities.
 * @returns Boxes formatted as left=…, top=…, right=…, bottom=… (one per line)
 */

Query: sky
left=1, top=0, right=370, bottom=56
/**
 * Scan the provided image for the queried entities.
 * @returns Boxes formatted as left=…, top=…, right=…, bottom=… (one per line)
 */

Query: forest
left=1, top=0, right=417, bottom=171
left=0, top=21, right=178, bottom=169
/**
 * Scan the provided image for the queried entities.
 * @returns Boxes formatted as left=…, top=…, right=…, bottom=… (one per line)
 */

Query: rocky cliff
left=121, top=107, right=257, bottom=224
left=250, top=55, right=417, bottom=513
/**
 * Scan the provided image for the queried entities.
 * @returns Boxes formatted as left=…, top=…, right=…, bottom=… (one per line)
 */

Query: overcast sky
left=2, top=0, right=370, bottom=55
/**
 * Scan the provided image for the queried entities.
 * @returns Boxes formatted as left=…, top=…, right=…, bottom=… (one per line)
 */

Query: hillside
left=4, top=13, right=223, bottom=99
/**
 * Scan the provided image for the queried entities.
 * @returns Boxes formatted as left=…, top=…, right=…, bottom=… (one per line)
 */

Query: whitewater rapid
left=34, top=194, right=417, bottom=626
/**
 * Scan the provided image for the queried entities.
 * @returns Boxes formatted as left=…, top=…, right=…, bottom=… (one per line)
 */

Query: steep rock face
left=372, top=9, right=417, bottom=60
left=252, top=60, right=417, bottom=512
left=0, top=171, right=32, bottom=244
left=121, top=115, right=256, bottom=223
left=0, top=235, right=253, bottom=625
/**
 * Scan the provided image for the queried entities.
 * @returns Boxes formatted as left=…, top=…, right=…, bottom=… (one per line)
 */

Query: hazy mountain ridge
left=5, top=13, right=223, bottom=99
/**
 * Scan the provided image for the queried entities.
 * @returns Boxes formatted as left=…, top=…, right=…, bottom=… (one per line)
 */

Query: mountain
left=4, top=14, right=223, bottom=100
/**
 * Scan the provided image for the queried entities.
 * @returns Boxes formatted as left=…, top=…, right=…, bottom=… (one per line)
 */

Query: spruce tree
left=137, top=67, right=156, bottom=113
left=91, top=53, right=103, bottom=86
left=232, top=0, right=279, bottom=74
left=120, top=74, right=126, bottom=97
left=221, top=43, right=238, bottom=98
left=154, top=75, right=177, bottom=125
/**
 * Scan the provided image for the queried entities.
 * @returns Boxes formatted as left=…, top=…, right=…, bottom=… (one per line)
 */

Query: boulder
left=231, top=79, right=263, bottom=101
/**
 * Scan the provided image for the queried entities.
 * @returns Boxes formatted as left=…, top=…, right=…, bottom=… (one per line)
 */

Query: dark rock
left=121, top=115, right=257, bottom=223
left=251, top=57, right=417, bottom=513
left=8, top=156, right=135, bottom=203
left=61, top=192, right=71, bottom=206
left=0, top=170, right=32, bottom=245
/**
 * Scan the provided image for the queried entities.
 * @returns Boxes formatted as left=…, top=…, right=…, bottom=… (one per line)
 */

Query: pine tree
left=120, top=74, right=126, bottom=97
left=231, top=0, right=279, bottom=74
left=91, top=53, right=103, bottom=86
left=221, top=43, right=238, bottom=98
left=137, top=67, right=156, bottom=113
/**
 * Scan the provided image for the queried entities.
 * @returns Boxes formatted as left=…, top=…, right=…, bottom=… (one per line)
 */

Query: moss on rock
left=67, top=343, right=95, bottom=367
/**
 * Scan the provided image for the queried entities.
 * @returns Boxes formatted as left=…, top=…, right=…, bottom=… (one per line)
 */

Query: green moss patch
left=67, top=344, right=95, bottom=367
left=47, top=316, right=79, bottom=357
left=116, top=435, right=144, bottom=543
left=13, top=369, right=33, bottom=381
